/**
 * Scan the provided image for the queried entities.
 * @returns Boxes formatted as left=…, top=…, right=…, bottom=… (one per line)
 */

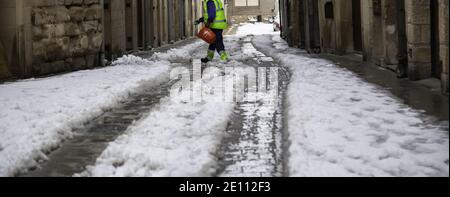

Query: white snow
left=0, top=55, right=170, bottom=176
left=152, top=41, right=205, bottom=61
left=236, top=23, right=279, bottom=36
left=253, top=34, right=449, bottom=177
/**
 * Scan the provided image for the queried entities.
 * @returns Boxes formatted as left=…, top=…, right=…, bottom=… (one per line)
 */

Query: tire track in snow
left=21, top=80, right=177, bottom=177
left=216, top=36, right=289, bottom=177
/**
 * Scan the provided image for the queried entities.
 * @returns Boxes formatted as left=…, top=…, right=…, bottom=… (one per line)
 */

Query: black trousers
left=208, top=28, right=225, bottom=53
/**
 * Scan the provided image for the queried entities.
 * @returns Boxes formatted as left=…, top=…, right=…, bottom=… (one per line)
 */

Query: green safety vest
left=203, top=0, right=228, bottom=30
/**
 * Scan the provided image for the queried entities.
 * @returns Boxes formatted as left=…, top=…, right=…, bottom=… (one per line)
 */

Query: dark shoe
left=201, top=58, right=210, bottom=63
left=201, top=50, right=215, bottom=63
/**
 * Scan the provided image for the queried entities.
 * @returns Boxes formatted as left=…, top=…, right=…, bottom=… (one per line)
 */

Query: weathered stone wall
left=360, top=0, right=401, bottom=66
left=318, top=0, right=337, bottom=54
left=360, top=0, right=374, bottom=60
left=229, top=0, right=276, bottom=16
left=405, top=0, right=431, bottom=80
left=279, top=0, right=448, bottom=94
left=317, top=0, right=355, bottom=54
left=439, top=0, right=449, bottom=93
left=381, top=0, right=399, bottom=65
left=31, top=0, right=103, bottom=75
left=1, top=0, right=203, bottom=80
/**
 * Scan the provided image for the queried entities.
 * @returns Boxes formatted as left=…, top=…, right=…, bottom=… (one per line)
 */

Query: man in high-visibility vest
left=195, top=0, right=229, bottom=63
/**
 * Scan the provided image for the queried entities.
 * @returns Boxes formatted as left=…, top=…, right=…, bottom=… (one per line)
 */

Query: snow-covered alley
left=0, top=23, right=448, bottom=177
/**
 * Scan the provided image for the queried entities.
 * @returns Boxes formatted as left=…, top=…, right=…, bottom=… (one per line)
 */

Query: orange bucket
left=197, top=27, right=216, bottom=44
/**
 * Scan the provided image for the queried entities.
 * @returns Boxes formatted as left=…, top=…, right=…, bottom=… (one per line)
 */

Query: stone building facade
left=0, top=0, right=216, bottom=80
left=438, top=0, right=448, bottom=94
left=228, top=0, right=277, bottom=23
left=279, top=0, right=449, bottom=94
left=0, top=0, right=103, bottom=79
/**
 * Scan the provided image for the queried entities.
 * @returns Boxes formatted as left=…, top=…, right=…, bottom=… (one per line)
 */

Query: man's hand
left=195, top=17, right=204, bottom=25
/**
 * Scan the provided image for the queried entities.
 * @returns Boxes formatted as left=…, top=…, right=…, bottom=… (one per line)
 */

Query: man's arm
left=207, top=0, right=216, bottom=24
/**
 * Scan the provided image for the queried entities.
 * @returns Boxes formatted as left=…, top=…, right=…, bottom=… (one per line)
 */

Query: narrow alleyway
left=0, top=23, right=448, bottom=177
left=12, top=30, right=289, bottom=177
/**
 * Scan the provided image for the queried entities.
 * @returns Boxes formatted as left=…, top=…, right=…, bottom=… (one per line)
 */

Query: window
left=325, top=2, right=334, bottom=19
left=235, top=0, right=259, bottom=7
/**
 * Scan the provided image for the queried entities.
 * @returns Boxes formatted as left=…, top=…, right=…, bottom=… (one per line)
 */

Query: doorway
left=298, top=0, right=305, bottom=48
left=104, top=0, right=113, bottom=60
left=285, top=0, right=292, bottom=45
left=154, top=0, right=162, bottom=47
left=145, top=0, right=154, bottom=50
left=167, top=0, right=175, bottom=43
left=180, top=0, right=186, bottom=39
left=0, top=41, right=11, bottom=79
left=137, top=0, right=144, bottom=50
left=308, top=0, right=320, bottom=52
left=396, top=0, right=408, bottom=78
left=125, top=0, right=134, bottom=51
left=431, top=0, right=441, bottom=79
left=352, top=0, right=362, bottom=52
